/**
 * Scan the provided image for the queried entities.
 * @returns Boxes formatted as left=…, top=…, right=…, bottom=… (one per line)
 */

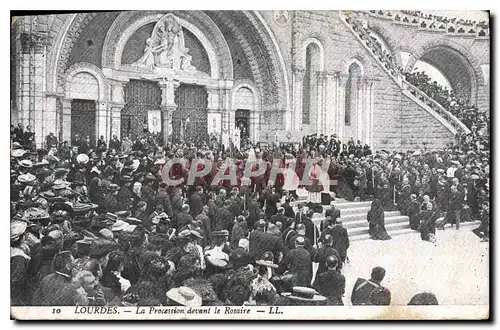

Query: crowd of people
left=10, top=115, right=489, bottom=308
left=369, top=10, right=489, bottom=35
left=403, top=70, right=490, bottom=133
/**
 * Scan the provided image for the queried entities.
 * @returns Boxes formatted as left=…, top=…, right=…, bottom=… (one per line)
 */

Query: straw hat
left=281, top=286, right=326, bottom=302
left=166, top=287, right=202, bottom=307
left=111, top=220, right=129, bottom=232
left=76, top=154, right=89, bottom=164
left=11, top=149, right=27, bottom=158
left=17, top=173, right=36, bottom=184
left=205, top=248, right=229, bottom=268
left=18, top=159, right=33, bottom=168
left=52, top=179, right=70, bottom=190
left=11, top=221, right=27, bottom=241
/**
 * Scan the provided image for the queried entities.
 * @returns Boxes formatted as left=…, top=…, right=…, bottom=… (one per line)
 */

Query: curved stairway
left=339, top=11, right=471, bottom=136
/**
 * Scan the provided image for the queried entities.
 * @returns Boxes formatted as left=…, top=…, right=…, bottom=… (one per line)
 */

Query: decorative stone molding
left=65, top=62, right=108, bottom=102
left=102, top=11, right=233, bottom=81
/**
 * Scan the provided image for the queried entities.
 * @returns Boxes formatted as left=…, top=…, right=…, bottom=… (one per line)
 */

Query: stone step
left=342, top=216, right=409, bottom=229
left=348, top=220, right=482, bottom=242
left=348, top=221, right=411, bottom=237
left=310, top=211, right=404, bottom=225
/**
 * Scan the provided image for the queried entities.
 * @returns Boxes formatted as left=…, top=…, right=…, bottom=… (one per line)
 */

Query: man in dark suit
left=189, top=186, right=205, bottom=218
left=447, top=185, right=464, bottom=230
left=351, top=266, right=390, bottom=305
left=303, top=210, right=320, bottom=247
left=312, top=234, right=342, bottom=277
left=313, top=256, right=345, bottom=305
left=283, top=236, right=312, bottom=287
left=281, top=197, right=296, bottom=219
left=322, top=202, right=341, bottom=232
left=31, top=251, right=75, bottom=305
left=271, top=207, right=287, bottom=224
left=249, top=220, right=284, bottom=263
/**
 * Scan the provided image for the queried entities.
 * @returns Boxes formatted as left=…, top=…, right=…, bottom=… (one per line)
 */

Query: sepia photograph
left=9, top=8, right=490, bottom=320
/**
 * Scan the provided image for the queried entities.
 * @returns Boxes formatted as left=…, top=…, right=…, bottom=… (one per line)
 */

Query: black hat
left=89, top=239, right=119, bottom=259
left=121, top=175, right=133, bottom=182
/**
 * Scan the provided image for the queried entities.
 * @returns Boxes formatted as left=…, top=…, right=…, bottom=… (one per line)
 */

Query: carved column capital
left=338, top=73, right=350, bottom=87
left=293, top=66, right=306, bottom=81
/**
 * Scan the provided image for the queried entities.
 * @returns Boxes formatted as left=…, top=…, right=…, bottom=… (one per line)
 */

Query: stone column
left=316, top=72, right=328, bottom=134
left=365, top=79, right=375, bottom=148
left=15, top=16, right=49, bottom=148
left=292, top=67, right=306, bottom=131
left=96, top=102, right=109, bottom=142
left=337, top=74, right=349, bottom=143
left=61, top=98, right=72, bottom=144
left=159, top=80, right=179, bottom=145
left=324, top=72, right=338, bottom=136
left=108, top=80, right=127, bottom=140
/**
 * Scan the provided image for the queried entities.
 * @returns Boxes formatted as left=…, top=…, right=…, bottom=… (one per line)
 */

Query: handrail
left=402, top=81, right=471, bottom=134
left=340, top=12, right=471, bottom=135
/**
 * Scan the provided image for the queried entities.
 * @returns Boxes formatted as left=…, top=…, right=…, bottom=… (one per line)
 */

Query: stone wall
left=291, top=11, right=456, bottom=151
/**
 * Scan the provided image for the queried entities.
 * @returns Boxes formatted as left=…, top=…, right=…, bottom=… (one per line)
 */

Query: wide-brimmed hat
left=105, top=213, right=118, bottom=222
left=12, top=142, right=23, bottom=149
left=76, top=154, right=89, bottom=164
left=116, top=210, right=131, bottom=218
left=211, top=230, right=229, bottom=238
left=11, top=149, right=27, bottom=158
left=22, top=207, right=50, bottom=222
left=89, top=238, right=119, bottom=258
left=166, top=287, right=202, bottom=307
left=281, top=286, right=326, bottom=302
left=111, top=220, right=129, bottom=232
left=470, top=174, right=480, bottom=180
left=107, top=183, right=119, bottom=192
left=91, top=215, right=115, bottom=229
left=51, top=210, right=70, bottom=222
left=72, top=203, right=98, bottom=214
left=145, top=174, right=156, bottom=181
left=255, top=251, right=278, bottom=268
left=178, top=229, right=203, bottom=240
left=118, top=153, right=128, bottom=159
left=124, top=217, right=142, bottom=225
left=52, top=179, right=70, bottom=190
left=18, top=159, right=33, bottom=168
left=34, top=159, right=50, bottom=167
left=17, top=173, right=36, bottom=184
left=99, top=228, right=114, bottom=240
left=205, top=249, right=229, bottom=268
left=120, top=175, right=133, bottom=182
left=11, top=221, right=27, bottom=241
left=154, top=158, right=166, bottom=165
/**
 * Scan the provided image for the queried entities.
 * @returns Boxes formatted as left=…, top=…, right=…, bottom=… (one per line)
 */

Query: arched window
left=345, top=63, right=362, bottom=126
left=302, top=43, right=321, bottom=124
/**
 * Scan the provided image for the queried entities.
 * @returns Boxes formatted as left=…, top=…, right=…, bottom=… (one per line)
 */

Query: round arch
left=301, top=38, right=325, bottom=71
left=342, top=57, right=367, bottom=77
left=102, top=11, right=233, bottom=80
left=65, top=62, right=108, bottom=101
left=405, top=39, right=485, bottom=102
left=231, top=80, right=262, bottom=111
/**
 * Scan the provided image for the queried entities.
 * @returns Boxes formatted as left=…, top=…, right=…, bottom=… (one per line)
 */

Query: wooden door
left=71, top=99, right=96, bottom=144
left=173, top=84, right=208, bottom=145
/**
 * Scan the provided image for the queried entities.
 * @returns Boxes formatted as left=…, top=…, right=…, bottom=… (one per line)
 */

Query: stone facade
left=11, top=10, right=489, bottom=151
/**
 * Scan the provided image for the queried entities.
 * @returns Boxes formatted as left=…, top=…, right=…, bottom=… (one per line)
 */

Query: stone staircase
left=339, top=11, right=471, bottom=137
left=291, top=195, right=481, bottom=242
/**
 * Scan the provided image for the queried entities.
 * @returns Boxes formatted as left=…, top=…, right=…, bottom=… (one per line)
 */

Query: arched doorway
left=233, top=86, right=255, bottom=146
left=69, top=72, right=99, bottom=146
